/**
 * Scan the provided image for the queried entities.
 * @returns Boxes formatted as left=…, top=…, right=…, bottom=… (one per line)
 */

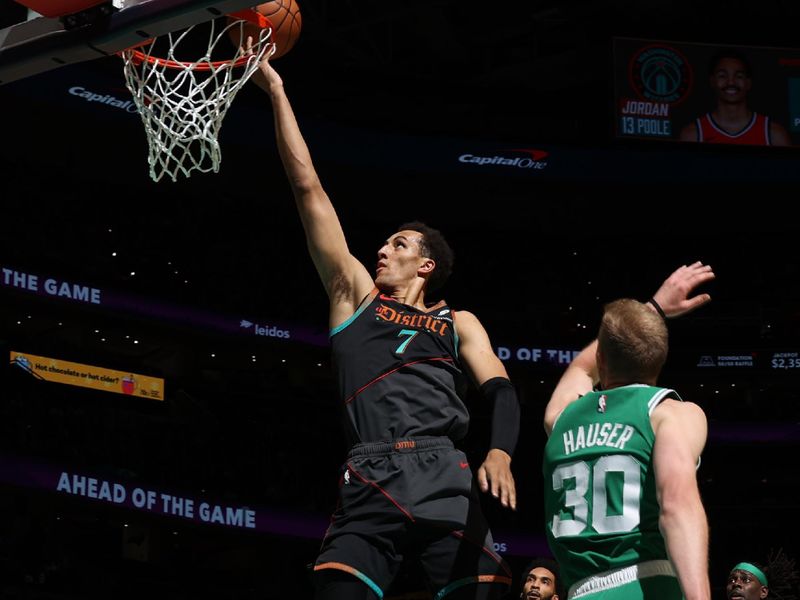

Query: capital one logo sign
left=458, top=148, right=550, bottom=170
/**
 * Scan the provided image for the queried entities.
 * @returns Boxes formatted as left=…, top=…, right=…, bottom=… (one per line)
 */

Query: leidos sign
left=239, top=319, right=291, bottom=339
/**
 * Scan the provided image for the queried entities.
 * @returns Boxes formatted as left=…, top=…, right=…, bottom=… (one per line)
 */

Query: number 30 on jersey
left=551, top=455, right=641, bottom=537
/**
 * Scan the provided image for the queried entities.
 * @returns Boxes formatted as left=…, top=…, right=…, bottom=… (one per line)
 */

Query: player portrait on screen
left=679, top=49, right=792, bottom=146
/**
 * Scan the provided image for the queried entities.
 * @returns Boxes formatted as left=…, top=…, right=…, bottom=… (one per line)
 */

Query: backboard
left=0, top=0, right=262, bottom=84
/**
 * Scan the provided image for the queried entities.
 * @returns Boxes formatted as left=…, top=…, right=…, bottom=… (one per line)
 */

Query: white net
left=121, top=17, right=274, bottom=182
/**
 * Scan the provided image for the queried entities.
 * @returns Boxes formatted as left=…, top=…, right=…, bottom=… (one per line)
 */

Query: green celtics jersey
left=543, top=384, right=681, bottom=590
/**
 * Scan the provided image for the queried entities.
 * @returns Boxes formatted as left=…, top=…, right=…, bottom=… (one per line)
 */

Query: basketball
left=227, top=1, right=302, bottom=60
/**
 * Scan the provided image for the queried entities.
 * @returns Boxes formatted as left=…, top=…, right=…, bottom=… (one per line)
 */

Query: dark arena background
left=1, top=0, right=799, bottom=598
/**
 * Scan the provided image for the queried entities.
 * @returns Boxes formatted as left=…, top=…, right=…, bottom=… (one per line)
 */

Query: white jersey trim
left=568, top=559, right=676, bottom=599
left=647, top=387, right=681, bottom=416
left=705, top=112, right=757, bottom=139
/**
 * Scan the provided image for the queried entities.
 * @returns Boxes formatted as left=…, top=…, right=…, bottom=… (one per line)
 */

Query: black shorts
left=314, top=436, right=512, bottom=600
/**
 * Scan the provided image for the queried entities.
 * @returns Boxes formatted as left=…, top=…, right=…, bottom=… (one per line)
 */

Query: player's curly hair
left=397, top=221, right=454, bottom=294
left=519, top=556, right=564, bottom=599
left=765, top=548, right=799, bottom=600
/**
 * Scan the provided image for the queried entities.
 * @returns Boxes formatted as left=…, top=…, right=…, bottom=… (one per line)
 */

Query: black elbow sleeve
left=480, top=376, right=520, bottom=457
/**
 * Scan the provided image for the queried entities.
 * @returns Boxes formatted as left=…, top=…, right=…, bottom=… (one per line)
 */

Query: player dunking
left=254, top=57, right=519, bottom=600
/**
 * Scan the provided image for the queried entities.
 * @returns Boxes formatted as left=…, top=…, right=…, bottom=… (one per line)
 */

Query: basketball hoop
left=120, top=9, right=274, bottom=182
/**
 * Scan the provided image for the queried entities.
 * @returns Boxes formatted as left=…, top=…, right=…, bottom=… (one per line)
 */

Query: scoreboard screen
left=613, top=38, right=800, bottom=147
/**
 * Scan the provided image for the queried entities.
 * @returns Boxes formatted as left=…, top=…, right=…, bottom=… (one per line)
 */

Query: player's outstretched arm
left=256, top=57, right=373, bottom=324
left=544, top=261, right=715, bottom=435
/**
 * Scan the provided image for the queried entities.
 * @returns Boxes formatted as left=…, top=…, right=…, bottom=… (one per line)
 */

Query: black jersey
left=330, top=290, right=469, bottom=444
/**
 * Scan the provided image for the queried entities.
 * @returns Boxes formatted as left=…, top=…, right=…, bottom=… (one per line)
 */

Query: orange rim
left=118, top=8, right=273, bottom=70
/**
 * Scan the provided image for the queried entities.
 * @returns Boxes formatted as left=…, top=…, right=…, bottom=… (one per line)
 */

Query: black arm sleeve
left=480, top=376, right=520, bottom=457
